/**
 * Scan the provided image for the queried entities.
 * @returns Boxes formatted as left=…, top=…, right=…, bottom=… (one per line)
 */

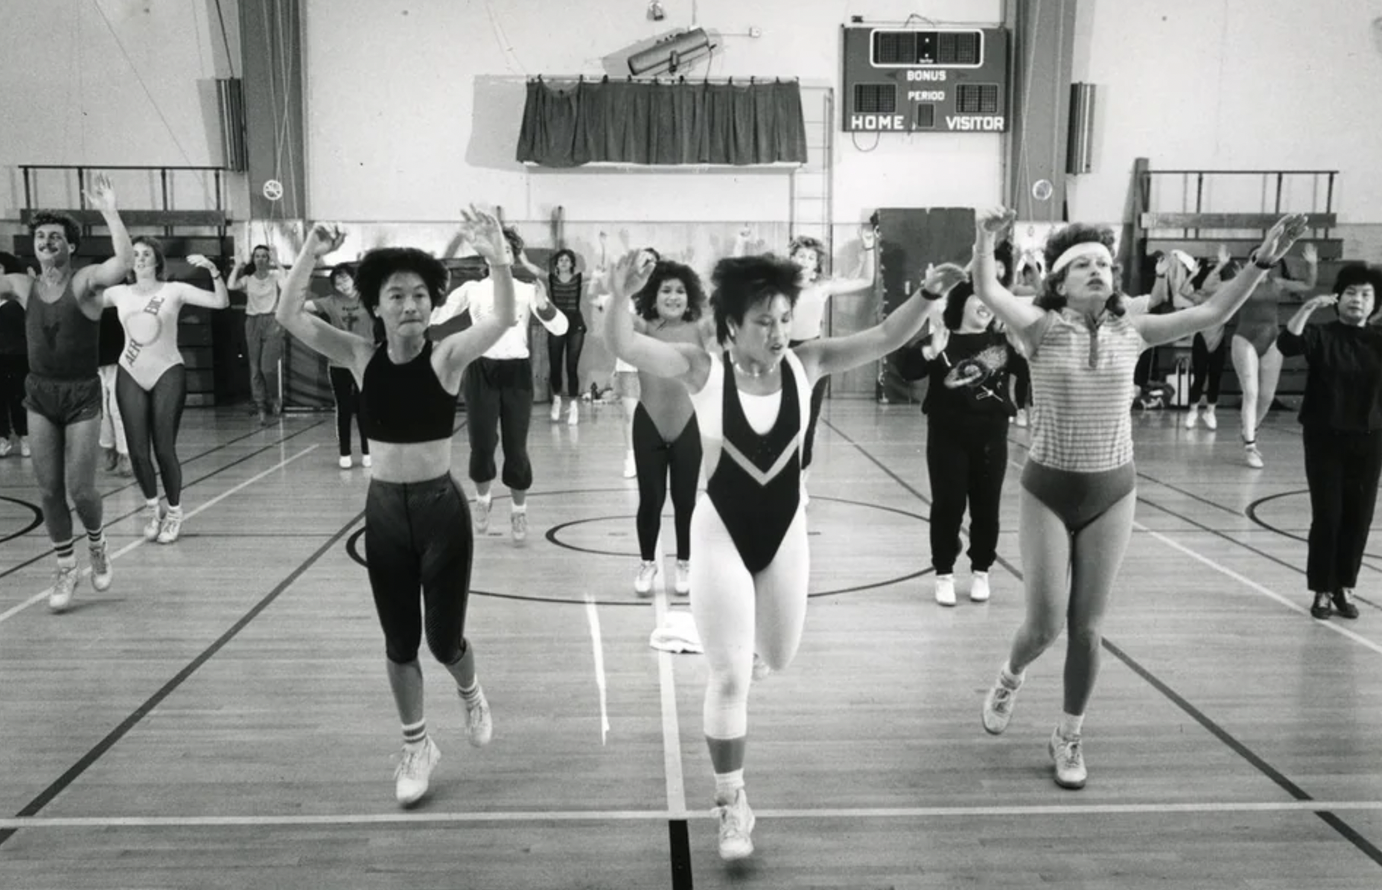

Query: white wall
left=1068, top=0, right=1382, bottom=225
left=0, top=0, right=242, bottom=220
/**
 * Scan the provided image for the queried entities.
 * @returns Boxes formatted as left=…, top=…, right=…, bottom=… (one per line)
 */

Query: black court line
left=0, top=420, right=327, bottom=582
left=0, top=508, right=367, bottom=849
left=827, top=416, right=1382, bottom=870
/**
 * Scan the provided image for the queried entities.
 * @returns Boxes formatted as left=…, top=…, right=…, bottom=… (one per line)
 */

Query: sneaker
left=623, top=451, right=636, bottom=479
left=102, top=446, right=118, bottom=470
left=157, top=511, right=183, bottom=544
left=982, top=671, right=1021, bottom=735
left=969, top=570, right=991, bottom=603
left=89, top=542, right=113, bottom=592
left=115, top=454, right=133, bottom=477
left=714, top=789, right=756, bottom=861
left=510, top=510, right=528, bottom=543
left=472, top=498, right=491, bottom=534
left=1203, top=406, right=1218, bottom=430
left=1183, top=407, right=1198, bottom=429
left=674, top=559, right=691, bottom=595
left=1310, top=590, right=1333, bottom=620
left=549, top=395, right=562, bottom=422
left=339, top=455, right=353, bottom=469
left=1245, top=444, right=1264, bottom=469
left=934, top=573, right=956, bottom=607
left=634, top=560, right=658, bottom=597
left=567, top=401, right=579, bottom=426
left=362, top=454, right=372, bottom=468
left=751, top=652, right=772, bottom=681
left=1331, top=588, right=1360, bottom=620
left=393, top=737, right=441, bottom=807
left=1014, top=408, right=1029, bottom=428
left=49, top=564, right=79, bottom=613
left=20, top=438, right=31, bottom=457
left=1049, top=728, right=1087, bottom=790
left=142, top=504, right=163, bottom=541
left=462, top=686, right=493, bottom=747
left=257, top=408, right=269, bottom=426
left=0, top=438, right=11, bottom=457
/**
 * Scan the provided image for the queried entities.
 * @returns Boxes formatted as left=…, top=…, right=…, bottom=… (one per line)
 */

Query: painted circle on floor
left=1246, top=488, right=1382, bottom=561
left=343, top=489, right=932, bottom=605
left=0, top=496, right=44, bottom=544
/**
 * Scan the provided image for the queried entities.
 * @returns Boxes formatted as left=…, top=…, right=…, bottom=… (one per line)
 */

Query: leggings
left=116, top=365, right=186, bottom=506
left=0, top=355, right=27, bottom=438
left=633, top=405, right=701, bottom=561
left=1010, top=354, right=1031, bottom=410
left=1188, top=332, right=1228, bottom=405
left=926, top=419, right=1008, bottom=574
left=365, top=473, right=474, bottom=666
left=464, top=357, right=533, bottom=490
left=1302, top=426, right=1382, bottom=593
left=788, top=338, right=828, bottom=469
left=547, top=321, right=586, bottom=400
left=329, top=366, right=369, bottom=457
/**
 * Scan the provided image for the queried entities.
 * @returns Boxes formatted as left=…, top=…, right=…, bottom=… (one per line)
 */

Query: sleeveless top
left=110, top=284, right=186, bottom=390
left=548, top=273, right=583, bottom=315
left=27, top=272, right=98, bottom=380
left=358, top=341, right=457, bottom=443
left=693, top=350, right=808, bottom=573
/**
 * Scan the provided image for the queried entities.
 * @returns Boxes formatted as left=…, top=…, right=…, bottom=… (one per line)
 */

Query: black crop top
left=358, top=342, right=458, bottom=443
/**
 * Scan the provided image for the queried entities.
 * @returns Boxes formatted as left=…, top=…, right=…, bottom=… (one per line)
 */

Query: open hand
left=1302, top=242, right=1319, bottom=264
left=83, top=173, right=118, bottom=212
left=1257, top=214, right=1310, bottom=266
left=458, top=206, right=509, bottom=265
left=609, top=249, right=656, bottom=300
left=305, top=223, right=346, bottom=258
left=975, top=206, right=1017, bottom=239
left=185, top=254, right=217, bottom=272
left=860, top=224, right=878, bottom=250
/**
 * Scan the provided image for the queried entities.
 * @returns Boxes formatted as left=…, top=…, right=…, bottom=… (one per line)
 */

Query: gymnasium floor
left=0, top=398, right=1379, bottom=889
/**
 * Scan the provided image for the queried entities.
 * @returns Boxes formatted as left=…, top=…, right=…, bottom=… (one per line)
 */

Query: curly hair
left=633, top=260, right=706, bottom=323
left=1039, top=223, right=1123, bottom=315
left=549, top=248, right=577, bottom=272
left=709, top=254, right=802, bottom=343
left=353, top=247, right=449, bottom=312
left=788, top=235, right=826, bottom=276
left=131, top=236, right=166, bottom=280
left=29, top=211, right=82, bottom=251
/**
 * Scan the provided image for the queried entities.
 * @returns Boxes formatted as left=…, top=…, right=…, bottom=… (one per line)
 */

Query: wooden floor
left=1, top=398, right=1380, bottom=889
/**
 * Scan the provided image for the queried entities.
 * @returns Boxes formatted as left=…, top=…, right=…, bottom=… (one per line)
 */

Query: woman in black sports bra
left=605, top=248, right=943, bottom=863
left=277, top=213, right=515, bottom=809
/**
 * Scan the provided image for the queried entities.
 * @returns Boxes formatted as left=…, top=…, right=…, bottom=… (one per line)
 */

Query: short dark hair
left=550, top=248, right=577, bottom=272
left=1040, top=223, right=1123, bottom=315
left=29, top=211, right=81, bottom=251
left=330, top=262, right=356, bottom=285
left=709, top=254, right=802, bottom=343
left=130, top=236, right=166, bottom=280
left=1333, top=263, right=1382, bottom=296
left=941, top=279, right=979, bottom=331
left=354, top=247, right=449, bottom=311
left=638, top=246, right=662, bottom=263
left=634, top=260, right=706, bottom=323
left=993, top=241, right=1015, bottom=288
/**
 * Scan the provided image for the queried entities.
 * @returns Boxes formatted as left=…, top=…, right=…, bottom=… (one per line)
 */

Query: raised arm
left=520, top=251, right=569, bottom=337
left=971, top=207, right=1046, bottom=342
left=434, top=207, right=518, bottom=373
left=277, top=224, right=371, bottom=370
left=0, top=272, right=33, bottom=306
left=225, top=255, right=249, bottom=291
left=1133, top=214, right=1310, bottom=347
left=176, top=255, right=230, bottom=310
left=1275, top=242, right=1319, bottom=295
left=821, top=224, right=878, bottom=295
left=73, top=173, right=134, bottom=296
left=1284, top=293, right=1336, bottom=337
left=603, top=251, right=707, bottom=389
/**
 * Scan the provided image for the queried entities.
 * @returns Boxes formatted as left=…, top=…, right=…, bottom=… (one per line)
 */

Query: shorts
left=24, top=374, right=102, bottom=426
left=612, top=370, right=640, bottom=400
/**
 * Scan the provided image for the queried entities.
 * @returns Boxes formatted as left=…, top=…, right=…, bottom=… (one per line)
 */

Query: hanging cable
left=213, top=0, right=237, bottom=78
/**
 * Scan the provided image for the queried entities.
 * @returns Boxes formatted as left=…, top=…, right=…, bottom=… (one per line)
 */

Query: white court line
left=582, top=591, right=611, bottom=744
left=5, top=799, right=1382, bottom=830
left=651, top=539, right=690, bottom=820
left=0, top=445, right=318, bottom=627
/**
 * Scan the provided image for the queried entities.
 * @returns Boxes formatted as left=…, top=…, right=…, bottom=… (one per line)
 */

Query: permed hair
left=788, top=235, right=826, bottom=276
left=550, top=248, right=577, bottom=272
left=1039, top=223, right=1123, bottom=315
left=1333, top=263, right=1382, bottom=296
left=353, top=247, right=449, bottom=312
left=993, top=241, right=1016, bottom=288
left=29, top=211, right=81, bottom=251
left=709, top=254, right=802, bottom=344
left=941, top=279, right=981, bottom=332
left=634, top=260, right=706, bottom=323
left=131, top=235, right=166, bottom=280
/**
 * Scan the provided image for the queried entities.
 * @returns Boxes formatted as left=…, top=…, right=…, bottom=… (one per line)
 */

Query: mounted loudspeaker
left=628, top=28, right=716, bottom=76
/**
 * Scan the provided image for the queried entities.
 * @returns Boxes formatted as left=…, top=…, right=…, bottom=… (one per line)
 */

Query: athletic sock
left=999, top=661, right=1025, bottom=689
left=85, top=527, right=106, bottom=548
left=510, top=503, right=527, bottom=515
left=402, top=718, right=428, bottom=750
left=714, top=769, right=745, bottom=804
left=458, top=680, right=483, bottom=708
left=1058, top=712, right=1084, bottom=738
left=54, top=538, right=76, bottom=563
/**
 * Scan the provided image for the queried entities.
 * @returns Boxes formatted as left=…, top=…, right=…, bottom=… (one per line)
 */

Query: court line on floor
left=649, top=556, right=693, bottom=889
left=5, top=798, right=1382, bottom=830
left=0, top=506, right=367, bottom=850
left=0, top=445, right=318, bottom=627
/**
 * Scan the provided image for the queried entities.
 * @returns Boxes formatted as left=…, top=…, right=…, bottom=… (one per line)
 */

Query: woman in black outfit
left=544, top=248, right=585, bottom=424
left=1277, top=263, right=1382, bottom=620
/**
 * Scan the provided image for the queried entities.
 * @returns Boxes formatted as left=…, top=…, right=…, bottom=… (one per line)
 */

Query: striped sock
left=86, top=527, right=106, bottom=549
left=402, top=719, right=427, bottom=749
left=458, top=681, right=483, bottom=708
left=54, top=538, right=76, bottom=566
left=714, top=769, right=744, bottom=804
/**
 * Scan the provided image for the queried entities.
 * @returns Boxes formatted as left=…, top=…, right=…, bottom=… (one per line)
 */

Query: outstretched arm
left=1274, top=242, right=1319, bottom=295
left=277, top=224, right=372, bottom=370
left=603, top=250, right=707, bottom=389
left=74, top=173, right=134, bottom=296
left=822, top=224, right=878, bottom=295
left=176, top=255, right=231, bottom=310
left=796, top=278, right=948, bottom=382
left=970, top=207, right=1046, bottom=349
left=434, top=207, right=518, bottom=375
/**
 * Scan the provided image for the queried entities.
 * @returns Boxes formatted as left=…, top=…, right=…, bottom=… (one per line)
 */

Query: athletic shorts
left=612, top=370, right=640, bottom=400
left=24, top=374, right=102, bottom=426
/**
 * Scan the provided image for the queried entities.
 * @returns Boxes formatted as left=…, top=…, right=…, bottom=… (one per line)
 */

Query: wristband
left=1253, top=257, right=1273, bottom=270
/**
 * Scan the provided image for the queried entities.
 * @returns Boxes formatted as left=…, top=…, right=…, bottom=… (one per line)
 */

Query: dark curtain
left=517, top=78, right=807, bottom=167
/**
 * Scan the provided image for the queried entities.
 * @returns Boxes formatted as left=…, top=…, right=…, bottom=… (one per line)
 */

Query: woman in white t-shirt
left=227, top=244, right=285, bottom=422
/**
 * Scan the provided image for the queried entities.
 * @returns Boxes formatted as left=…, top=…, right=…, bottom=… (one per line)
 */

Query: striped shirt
left=1027, top=309, right=1147, bottom=472
left=548, top=273, right=582, bottom=314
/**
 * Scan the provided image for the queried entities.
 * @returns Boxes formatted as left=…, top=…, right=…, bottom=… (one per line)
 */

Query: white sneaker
left=714, top=789, right=756, bottom=861
left=157, top=510, right=183, bottom=544
left=969, top=570, right=991, bottom=602
left=982, top=671, right=1021, bottom=735
left=472, top=497, right=491, bottom=534
left=1049, top=728, right=1087, bottom=790
left=674, top=559, right=691, bottom=595
left=510, top=510, right=528, bottom=543
left=362, top=454, right=372, bottom=468
left=567, top=401, right=579, bottom=426
left=462, top=686, right=493, bottom=747
left=1245, top=444, right=1264, bottom=469
left=49, top=564, right=79, bottom=613
left=623, top=451, right=637, bottom=479
left=1014, top=408, right=1029, bottom=428
left=934, top=573, right=956, bottom=607
left=1203, top=407, right=1218, bottom=430
left=550, top=395, right=562, bottom=422
left=89, top=542, right=113, bottom=592
left=634, top=560, right=658, bottom=597
left=751, top=653, right=772, bottom=682
left=142, top=504, right=163, bottom=541
left=394, top=737, right=441, bottom=806
left=1183, top=407, right=1198, bottom=429
left=339, top=455, right=353, bottom=469
left=0, top=438, right=10, bottom=457
left=20, top=437, right=31, bottom=457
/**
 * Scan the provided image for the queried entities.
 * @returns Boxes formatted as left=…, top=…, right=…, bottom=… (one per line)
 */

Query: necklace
left=733, top=358, right=778, bottom=379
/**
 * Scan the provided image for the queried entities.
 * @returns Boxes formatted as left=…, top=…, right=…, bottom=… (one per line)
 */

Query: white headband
left=1051, top=242, right=1113, bottom=275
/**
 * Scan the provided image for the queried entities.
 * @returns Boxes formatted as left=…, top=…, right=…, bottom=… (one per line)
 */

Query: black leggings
left=1009, top=354, right=1031, bottom=410
left=0, top=355, right=27, bottom=438
left=1188, top=332, right=1228, bottom=405
left=464, top=357, right=533, bottom=490
left=633, top=405, right=701, bottom=561
left=547, top=321, right=586, bottom=400
left=116, top=365, right=186, bottom=506
left=926, top=419, right=1009, bottom=574
left=329, top=366, right=369, bottom=457
left=365, top=474, right=474, bottom=666
left=1303, top=426, right=1382, bottom=593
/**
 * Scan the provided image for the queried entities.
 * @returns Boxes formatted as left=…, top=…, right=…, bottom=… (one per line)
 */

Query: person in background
left=308, top=263, right=373, bottom=468
left=1177, top=246, right=1238, bottom=430
left=545, top=248, right=586, bottom=426
left=227, top=243, right=285, bottom=424
left=0, top=251, right=30, bottom=457
left=97, top=302, right=131, bottom=476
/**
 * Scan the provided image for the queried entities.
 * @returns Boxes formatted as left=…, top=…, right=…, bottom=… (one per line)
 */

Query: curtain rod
left=530, top=74, right=799, bottom=84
